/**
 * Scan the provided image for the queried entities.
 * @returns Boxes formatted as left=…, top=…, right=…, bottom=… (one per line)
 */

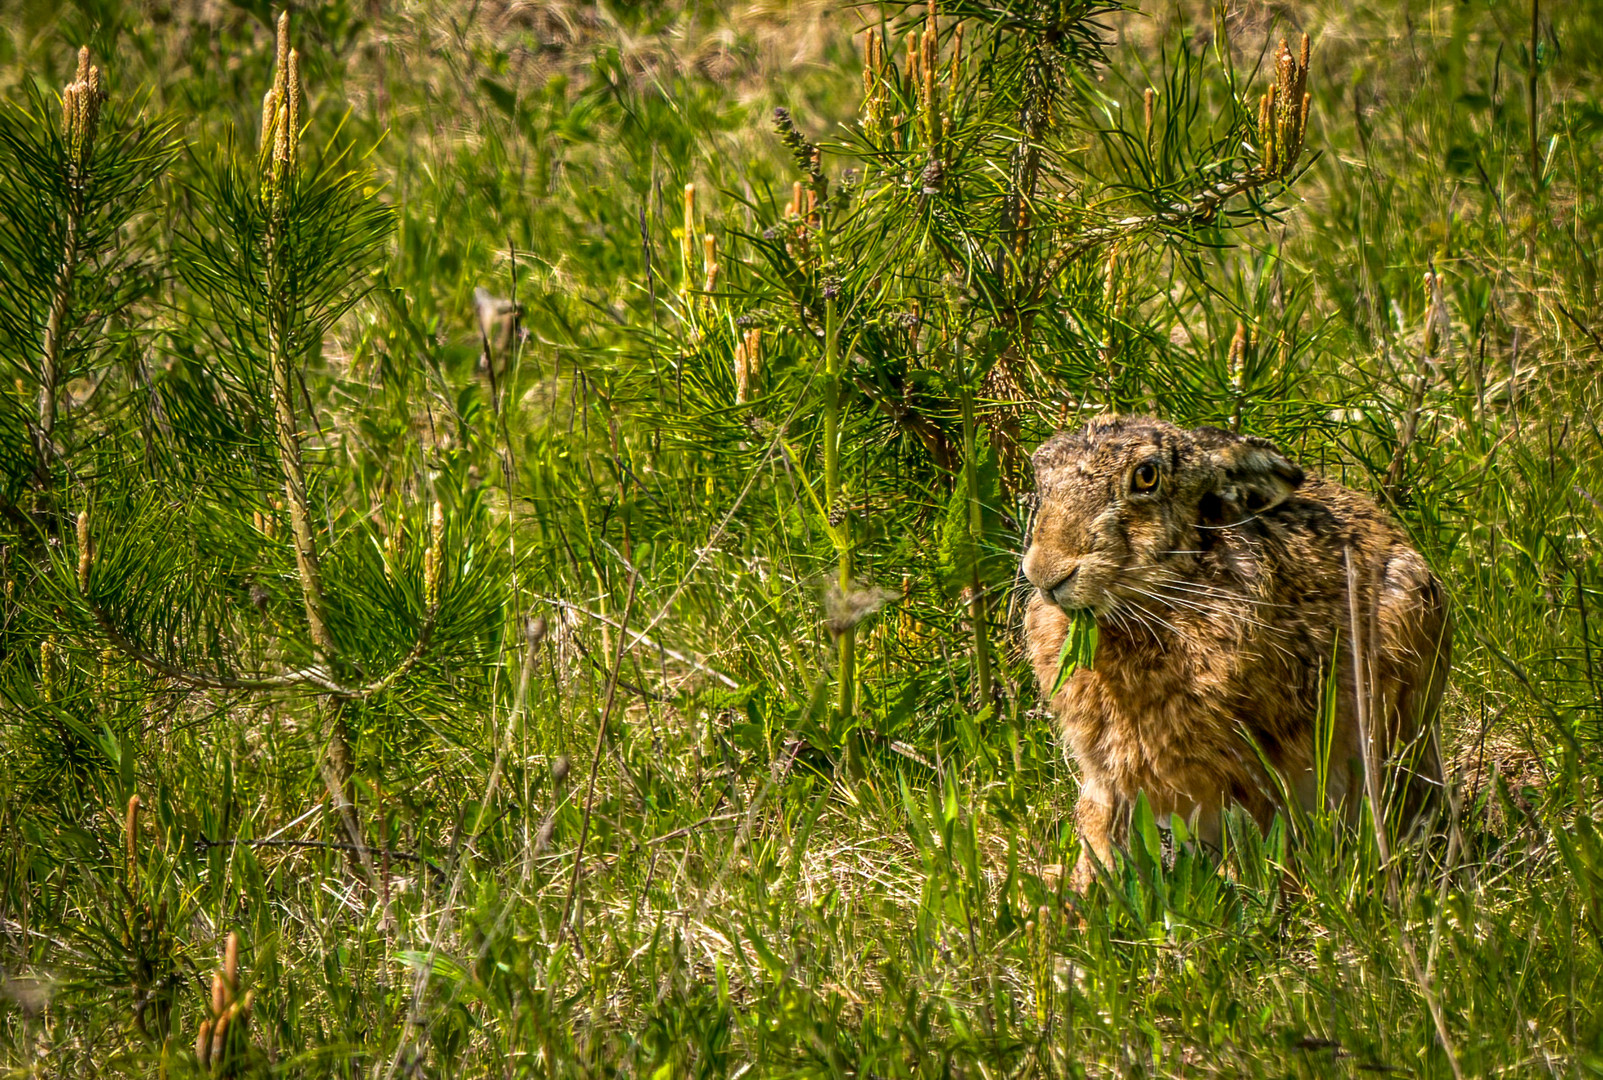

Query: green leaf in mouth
left=1050, top=610, right=1099, bottom=696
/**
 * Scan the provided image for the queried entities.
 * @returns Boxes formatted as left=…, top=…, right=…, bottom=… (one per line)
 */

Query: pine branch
left=35, top=51, right=105, bottom=484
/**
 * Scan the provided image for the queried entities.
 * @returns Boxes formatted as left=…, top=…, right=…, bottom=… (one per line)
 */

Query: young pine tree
left=659, top=2, right=1315, bottom=723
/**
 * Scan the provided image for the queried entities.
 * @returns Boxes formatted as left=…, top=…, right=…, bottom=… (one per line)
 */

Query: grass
left=2, top=0, right=1603, bottom=1076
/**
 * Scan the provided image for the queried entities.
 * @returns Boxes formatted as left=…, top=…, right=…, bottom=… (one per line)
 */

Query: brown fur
left=1021, top=416, right=1450, bottom=889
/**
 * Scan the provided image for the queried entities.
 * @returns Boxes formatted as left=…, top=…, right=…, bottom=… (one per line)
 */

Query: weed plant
left=1, top=0, right=1601, bottom=1076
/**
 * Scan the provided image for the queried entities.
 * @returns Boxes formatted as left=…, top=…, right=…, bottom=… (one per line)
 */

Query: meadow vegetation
left=1, top=0, right=1601, bottom=1074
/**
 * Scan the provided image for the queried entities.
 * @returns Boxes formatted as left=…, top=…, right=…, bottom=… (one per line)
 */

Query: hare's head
left=1022, top=416, right=1304, bottom=614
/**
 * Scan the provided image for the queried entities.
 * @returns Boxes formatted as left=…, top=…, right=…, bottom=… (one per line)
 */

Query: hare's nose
left=1023, top=548, right=1079, bottom=597
left=1040, top=565, right=1079, bottom=598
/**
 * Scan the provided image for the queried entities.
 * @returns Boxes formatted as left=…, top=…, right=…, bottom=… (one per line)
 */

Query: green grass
left=2, top=0, right=1602, bottom=1076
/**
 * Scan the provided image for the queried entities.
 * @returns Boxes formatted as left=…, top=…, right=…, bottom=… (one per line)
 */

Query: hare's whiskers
left=1124, top=582, right=1299, bottom=662
left=1145, top=573, right=1295, bottom=612
left=1122, top=597, right=1181, bottom=639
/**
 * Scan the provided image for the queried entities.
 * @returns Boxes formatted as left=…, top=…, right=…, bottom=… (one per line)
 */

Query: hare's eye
left=1132, top=462, right=1160, bottom=493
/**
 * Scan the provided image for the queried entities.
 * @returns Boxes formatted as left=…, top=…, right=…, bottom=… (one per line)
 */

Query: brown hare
left=1021, top=416, right=1450, bottom=890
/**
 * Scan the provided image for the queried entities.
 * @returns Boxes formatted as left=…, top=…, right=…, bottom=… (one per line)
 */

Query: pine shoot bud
left=76, top=507, right=91, bottom=591
left=424, top=501, right=444, bottom=608
left=62, top=47, right=105, bottom=180
left=125, top=794, right=141, bottom=885
left=1258, top=34, right=1312, bottom=178
left=702, top=232, right=718, bottom=294
left=681, top=183, right=696, bottom=297
left=40, top=637, right=58, bottom=702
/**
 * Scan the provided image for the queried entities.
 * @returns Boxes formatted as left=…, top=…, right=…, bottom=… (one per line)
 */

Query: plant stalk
left=1528, top=0, right=1540, bottom=185
left=36, top=200, right=81, bottom=486
left=961, top=389, right=993, bottom=705
left=825, top=288, right=855, bottom=719
left=265, top=133, right=351, bottom=803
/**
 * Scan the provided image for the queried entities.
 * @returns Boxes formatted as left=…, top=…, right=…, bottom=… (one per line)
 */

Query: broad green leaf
left=1050, top=611, right=1099, bottom=696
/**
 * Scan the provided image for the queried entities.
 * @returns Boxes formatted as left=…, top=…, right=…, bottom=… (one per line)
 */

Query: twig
left=560, top=569, right=639, bottom=939
left=86, top=589, right=436, bottom=700
left=1554, top=299, right=1603, bottom=355
left=194, top=837, right=445, bottom=878
left=1044, top=169, right=1295, bottom=283
left=540, top=595, right=736, bottom=689
left=641, top=812, right=743, bottom=848
left=90, top=599, right=344, bottom=692
left=565, top=626, right=665, bottom=701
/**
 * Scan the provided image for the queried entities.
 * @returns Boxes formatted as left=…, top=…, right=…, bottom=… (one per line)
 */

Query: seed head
left=824, top=578, right=900, bottom=636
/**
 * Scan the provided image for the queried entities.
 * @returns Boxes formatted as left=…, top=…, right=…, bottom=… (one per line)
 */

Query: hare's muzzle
left=1023, top=547, right=1083, bottom=609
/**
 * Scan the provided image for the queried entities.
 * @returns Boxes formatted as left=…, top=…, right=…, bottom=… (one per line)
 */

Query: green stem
left=267, top=188, right=352, bottom=807
left=961, top=389, right=993, bottom=706
left=268, top=253, right=333, bottom=659
left=37, top=202, right=80, bottom=486
left=825, top=289, right=855, bottom=719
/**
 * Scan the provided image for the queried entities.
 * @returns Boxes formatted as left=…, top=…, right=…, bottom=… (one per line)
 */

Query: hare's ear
left=1198, top=433, right=1304, bottom=522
